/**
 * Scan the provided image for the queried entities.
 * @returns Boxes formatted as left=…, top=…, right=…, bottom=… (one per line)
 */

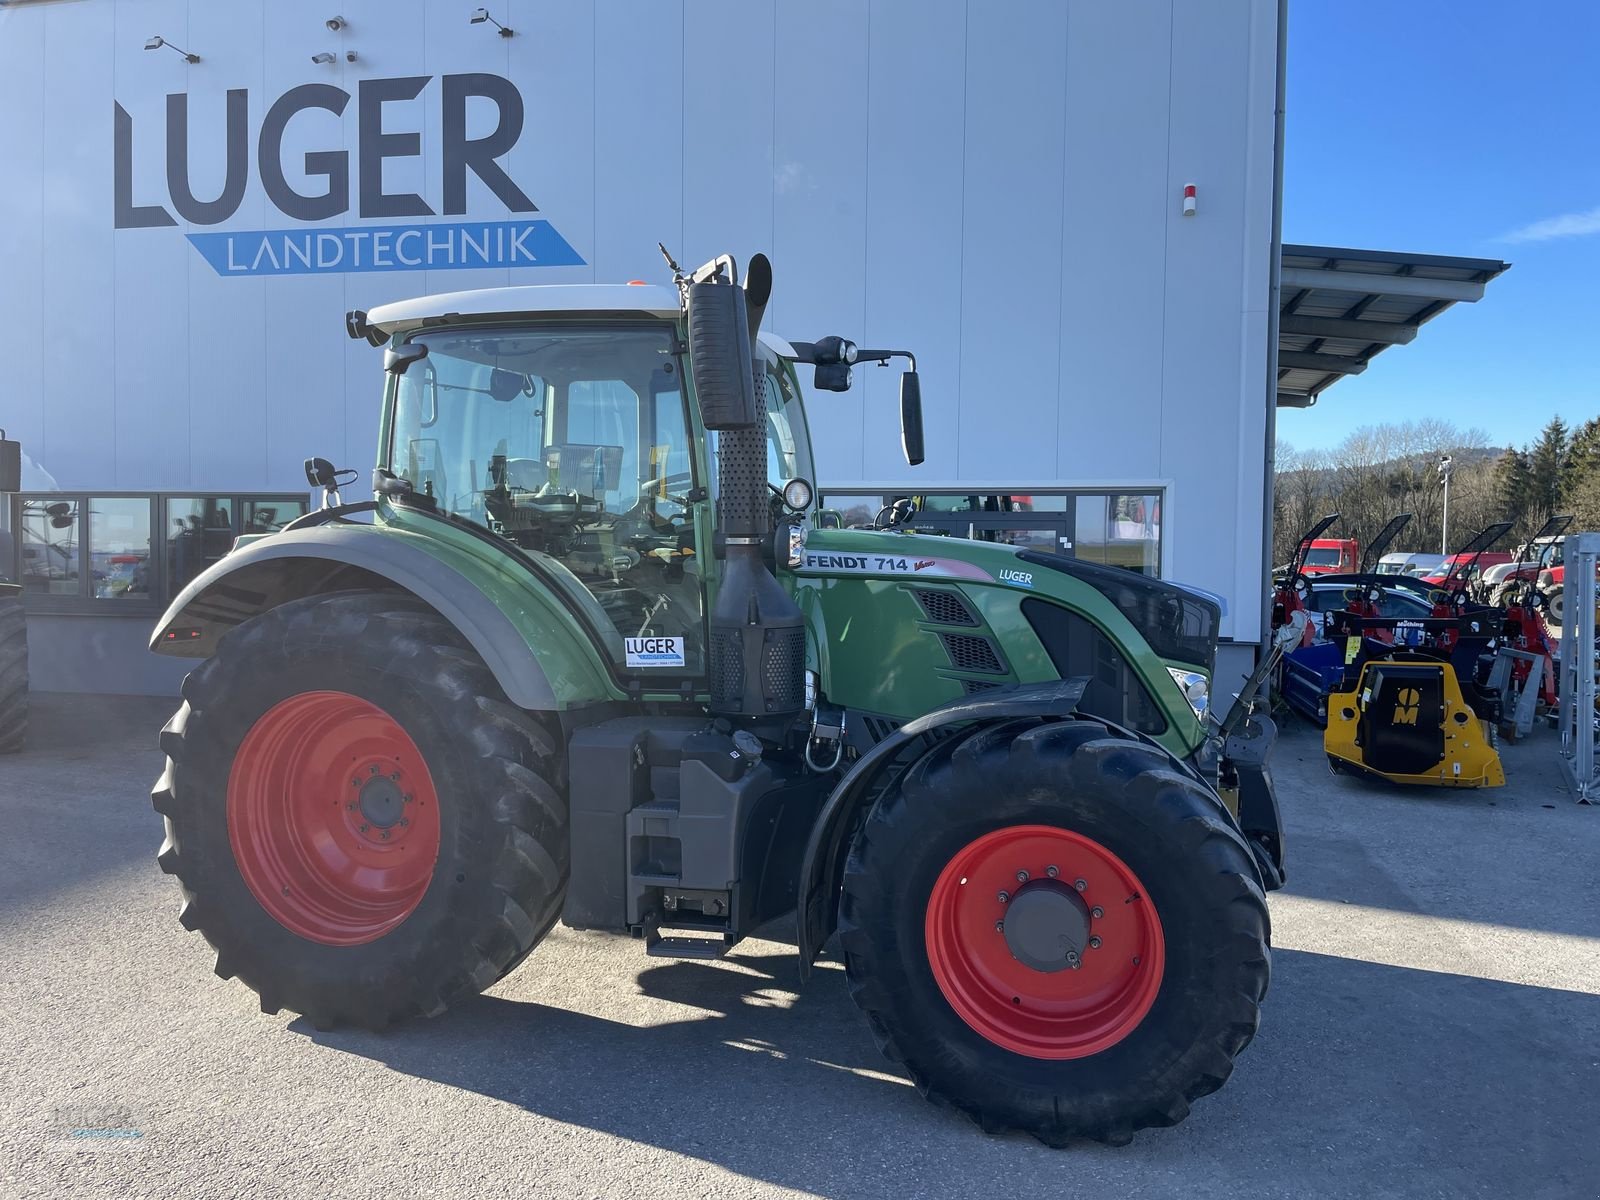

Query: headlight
left=1166, top=667, right=1210, bottom=721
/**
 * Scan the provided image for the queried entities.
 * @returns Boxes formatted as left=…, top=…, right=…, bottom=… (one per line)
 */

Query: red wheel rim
left=227, top=691, right=441, bottom=946
left=924, top=824, right=1165, bottom=1059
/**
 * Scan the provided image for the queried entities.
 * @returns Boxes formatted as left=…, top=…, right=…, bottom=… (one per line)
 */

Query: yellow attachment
left=1324, top=659, right=1505, bottom=788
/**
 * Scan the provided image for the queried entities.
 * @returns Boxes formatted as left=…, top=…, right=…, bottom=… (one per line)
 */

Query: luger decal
left=115, top=73, right=584, bottom=277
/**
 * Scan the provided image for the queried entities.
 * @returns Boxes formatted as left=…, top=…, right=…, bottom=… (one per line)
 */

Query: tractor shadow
left=305, top=943, right=1600, bottom=1197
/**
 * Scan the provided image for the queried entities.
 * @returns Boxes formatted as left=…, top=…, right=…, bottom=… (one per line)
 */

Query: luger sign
left=114, top=72, right=584, bottom=277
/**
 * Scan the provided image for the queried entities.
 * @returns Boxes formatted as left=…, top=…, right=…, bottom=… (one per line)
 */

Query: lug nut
left=345, top=802, right=356, bottom=811
left=997, top=891, right=1010, bottom=904
left=1015, top=870, right=1029, bottom=883
left=1074, top=878, right=1087, bottom=892
left=390, top=772, right=400, bottom=782
left=1045, top=865, right=1058, bottom=878
left=358, top=823, right=368, bottom=833
left=995, top=920, right=1005, bottom=932
left=403, top=794, right=413, bottom=805
left=369, top=765, right=380, bottom=775
left=1089, top=936, right=1102, bottom=949
left=350, top=778, right=361, bottom=787
left=380, top=830, right=390, bottom=841
left=1091, top=906, right=1104, bottom=919
left=398, top=818, right=409, bottom=828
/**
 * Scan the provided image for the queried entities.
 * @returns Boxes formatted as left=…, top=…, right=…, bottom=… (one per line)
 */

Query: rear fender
left=149, top=525, right=613, bottom=710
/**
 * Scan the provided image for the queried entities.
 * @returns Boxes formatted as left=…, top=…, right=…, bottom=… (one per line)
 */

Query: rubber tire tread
left=838, top=715, right=1270, bottom=1147
left=151, top=589, right=568, bottom=1029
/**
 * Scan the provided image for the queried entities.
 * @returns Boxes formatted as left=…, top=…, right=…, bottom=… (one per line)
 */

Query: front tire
left=152, top=591, right=568, bottom=1029
left=1544, top=586, right=1565, bottom=627
left=0, top=597, right=27, bottom=755
left=838, top=718, right=1269, bottom=1146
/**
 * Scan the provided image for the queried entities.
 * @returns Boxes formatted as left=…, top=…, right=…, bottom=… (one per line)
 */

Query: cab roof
left=365, top=283, right=683, bottom=335
left=363, top=283, right=801, bottom=359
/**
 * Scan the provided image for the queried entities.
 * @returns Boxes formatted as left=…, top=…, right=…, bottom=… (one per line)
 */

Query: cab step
left=644, top=933, right=730, bottom=960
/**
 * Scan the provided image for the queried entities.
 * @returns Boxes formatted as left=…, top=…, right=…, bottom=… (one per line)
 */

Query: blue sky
left=1281, top=1, right=1599, bottom=451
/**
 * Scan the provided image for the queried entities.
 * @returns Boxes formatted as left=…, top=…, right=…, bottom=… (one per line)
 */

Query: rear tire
left=152, top=590, right=568, bottom=1029
left=0, top=597, right=27, bottom=755
left=838, top=718, right=1269, bottom=1146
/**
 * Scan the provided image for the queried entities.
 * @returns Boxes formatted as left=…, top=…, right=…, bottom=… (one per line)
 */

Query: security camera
left=325, top=16, right=347, bottom=32
left=344, top=50, right=358, bottom=63
left=311, top=51, right=336, bottom=64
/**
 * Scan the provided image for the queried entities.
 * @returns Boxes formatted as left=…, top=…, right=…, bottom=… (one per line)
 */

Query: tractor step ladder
left=1556, top=532, right=1600, bottom=802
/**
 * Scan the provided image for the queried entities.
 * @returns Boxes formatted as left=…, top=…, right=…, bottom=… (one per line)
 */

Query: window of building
left=5, top=491, right=308, bottom=613
left=816, top=489, right=1165, bottom=577
left=20, top=499, right=80, bottom=595
left=91, top=498, right=154, bottom=601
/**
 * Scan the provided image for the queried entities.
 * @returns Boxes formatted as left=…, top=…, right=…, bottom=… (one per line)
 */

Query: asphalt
left=2, top=693, right=1597, bottom=1200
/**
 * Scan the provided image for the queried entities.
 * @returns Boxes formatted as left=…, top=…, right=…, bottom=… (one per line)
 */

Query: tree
left=1526, top=417, right=1570, bottom=514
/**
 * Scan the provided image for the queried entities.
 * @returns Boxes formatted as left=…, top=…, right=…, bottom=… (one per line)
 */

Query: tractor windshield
left=386, top=321, right=707, bottom=674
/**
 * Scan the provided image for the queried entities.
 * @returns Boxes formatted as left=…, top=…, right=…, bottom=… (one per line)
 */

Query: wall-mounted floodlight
left=144, top=35, right=200, bottom=63
left=470, top=7, right=514, bottom=36
left=310, top=51, right=337, bottom=64
left=325, top=15, right=347, bottom=32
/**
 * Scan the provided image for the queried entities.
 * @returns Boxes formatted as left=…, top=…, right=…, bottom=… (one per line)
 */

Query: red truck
left=1299, top=537, right=1359, bottom=576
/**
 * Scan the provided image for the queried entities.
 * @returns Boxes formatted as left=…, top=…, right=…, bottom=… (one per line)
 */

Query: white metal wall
left=0, top=0, right=1279, bottom=640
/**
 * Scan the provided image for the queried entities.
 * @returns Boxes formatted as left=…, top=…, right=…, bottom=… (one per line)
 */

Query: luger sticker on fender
left=795, top=552, right=992, bottom=581
left=625, top=636, right=686, bottom=668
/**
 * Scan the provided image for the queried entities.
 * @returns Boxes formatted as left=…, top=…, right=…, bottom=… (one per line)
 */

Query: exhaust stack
left=684, top=254, right=806, bottom=733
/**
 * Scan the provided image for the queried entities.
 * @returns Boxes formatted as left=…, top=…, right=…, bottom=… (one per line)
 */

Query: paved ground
left=2, top=693, right=1597, bottom=1199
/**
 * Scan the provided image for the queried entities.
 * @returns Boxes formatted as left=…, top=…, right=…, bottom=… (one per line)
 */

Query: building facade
left=0, top=0, right=1282, bottom=694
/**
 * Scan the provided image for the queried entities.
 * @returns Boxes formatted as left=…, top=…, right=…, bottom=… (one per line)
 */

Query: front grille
left=940, top=633, right=1005, bottom=675
left=860, top=715, right=902, bottom=743
left=911, top=588, right=978, bottom=626
left=961, top=678, right=1003, bottom=694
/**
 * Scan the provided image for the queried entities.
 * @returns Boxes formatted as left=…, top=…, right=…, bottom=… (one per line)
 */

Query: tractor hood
left=791, top=526, right=1222, bottom=672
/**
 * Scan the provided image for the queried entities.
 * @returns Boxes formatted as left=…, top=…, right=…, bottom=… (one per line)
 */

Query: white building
left=0, top=0, right=1496, bottom=696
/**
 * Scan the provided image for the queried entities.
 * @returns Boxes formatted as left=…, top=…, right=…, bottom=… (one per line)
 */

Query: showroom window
left=6, top=491, right=308, bottom=613
left=817, top=490, right=1164, bottom=577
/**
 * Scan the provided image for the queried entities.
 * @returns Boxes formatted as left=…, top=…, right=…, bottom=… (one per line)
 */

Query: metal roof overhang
left=1275, top=244, right=1509, bottom=408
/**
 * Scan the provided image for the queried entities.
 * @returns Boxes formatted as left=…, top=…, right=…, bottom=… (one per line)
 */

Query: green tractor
left=149, top=252, right=1282, bottom=1145
left=0, top=430, right=26, bottom=754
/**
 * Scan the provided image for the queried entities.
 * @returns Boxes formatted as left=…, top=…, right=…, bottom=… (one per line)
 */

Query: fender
left=795, top=678, right=1088, bottom=978
left=149, top=523, right=560, bottom=709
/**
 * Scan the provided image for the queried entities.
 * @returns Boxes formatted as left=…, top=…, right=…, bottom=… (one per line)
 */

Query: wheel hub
left=357, top=772, right=405, bottom=829
left=1001, top=881, right=1090, bottom=973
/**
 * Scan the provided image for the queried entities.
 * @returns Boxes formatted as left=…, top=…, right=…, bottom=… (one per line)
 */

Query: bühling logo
left=114, top=73, right=584, bottom=277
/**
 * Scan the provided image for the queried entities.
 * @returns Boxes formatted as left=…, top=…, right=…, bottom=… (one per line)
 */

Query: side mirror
left=0, top=433, right=19, bottom=494
left=687, top=280, right=758, bottom=431
left=900, top=371, right=925, bottom=467
left=304, top=457, right=338, bottom=488
left=384, top=342, right=429, bottom=375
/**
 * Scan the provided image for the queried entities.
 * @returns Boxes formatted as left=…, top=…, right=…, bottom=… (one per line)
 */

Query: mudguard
left=149, top=524, right=559, bottom=710
left=795, top=678, right=1088, bottom=978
